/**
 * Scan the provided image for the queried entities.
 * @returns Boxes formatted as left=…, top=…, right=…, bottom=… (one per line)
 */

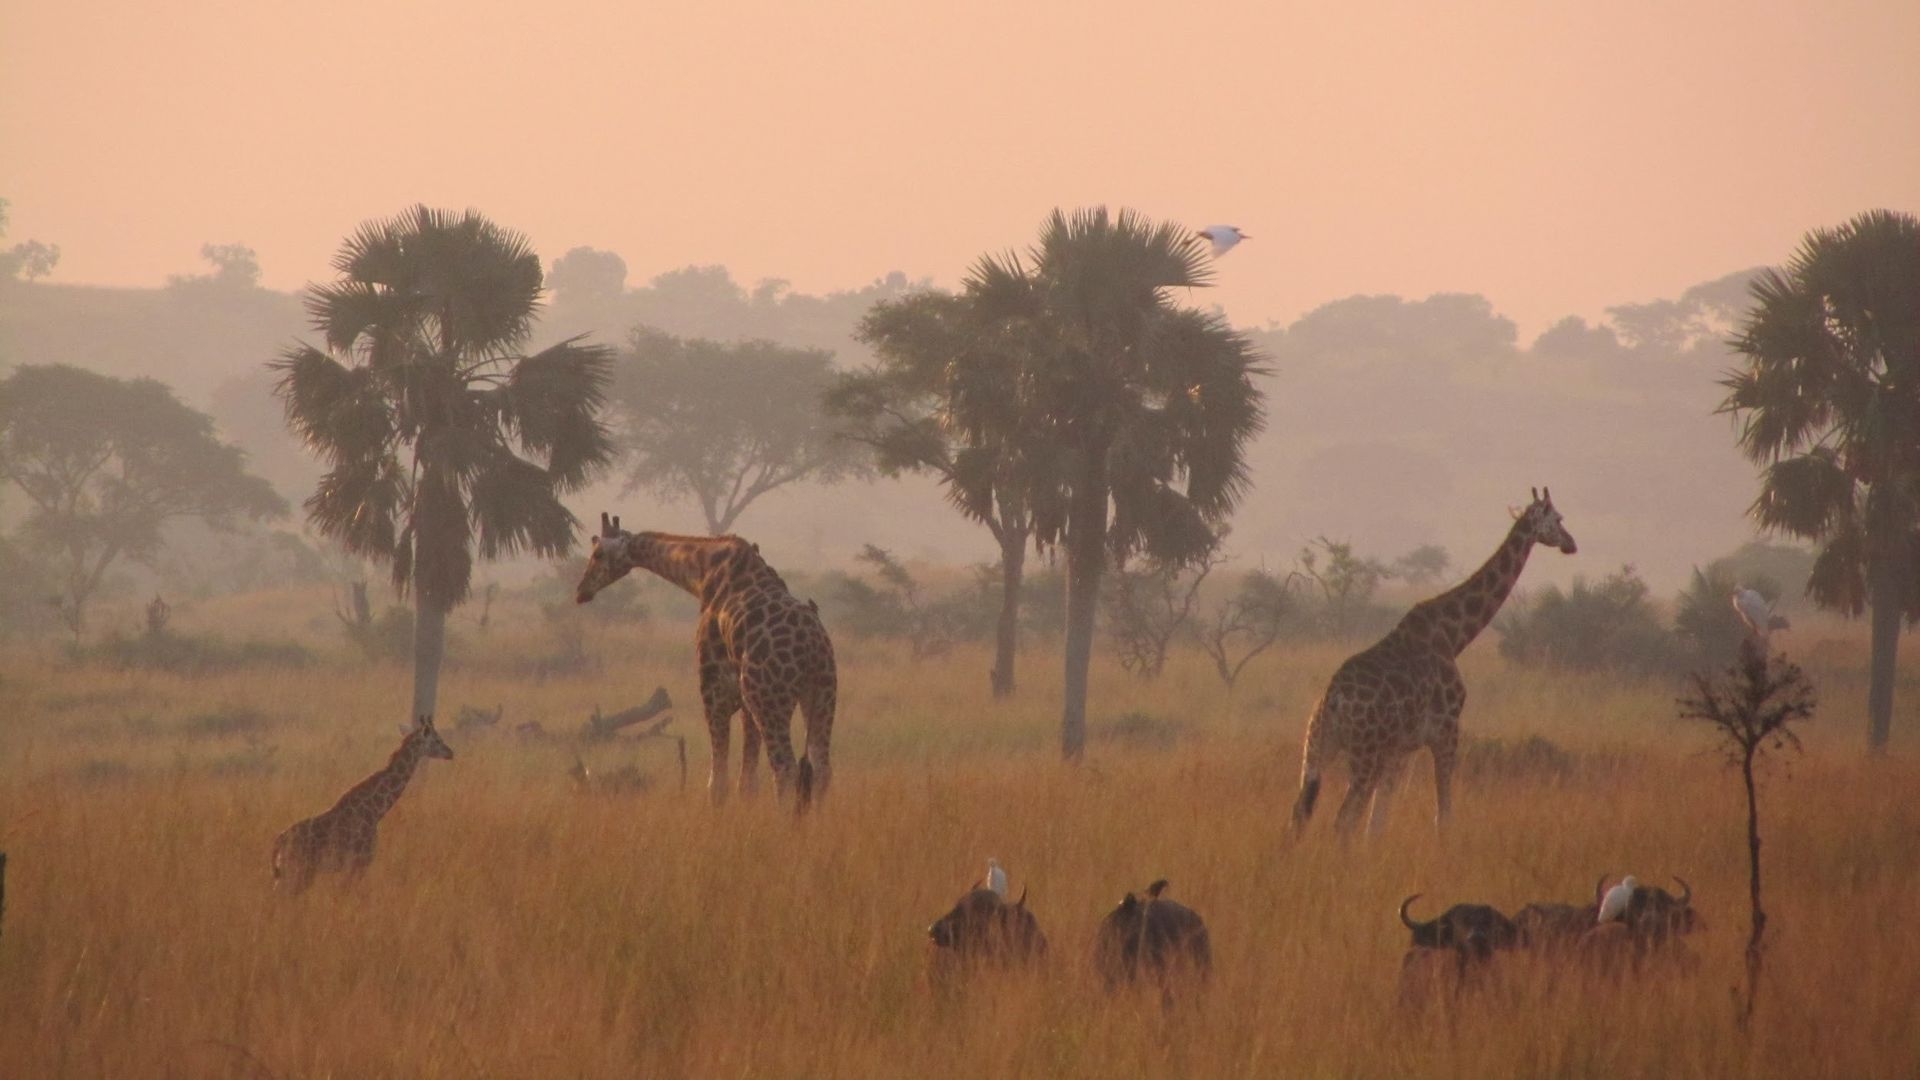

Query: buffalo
left=1093, top=879, right=1212, bottom=990
left=1618, top=876, right=1699, bottom=941
left=1578, top=875, right=1700, bottom=975
left=1513, top=876, right=1607, bottom=952
left=1398, top=894, right=1519, bottom=953
left=926, top=886, right=1048, bottom=965
left=1396, top=938, right=1498, bottom=1012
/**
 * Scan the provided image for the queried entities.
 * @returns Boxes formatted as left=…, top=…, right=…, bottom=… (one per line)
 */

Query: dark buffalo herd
left=923, top=866, right=1700, bottom=1010
left=1398, top=875, right=1702, bottom=1009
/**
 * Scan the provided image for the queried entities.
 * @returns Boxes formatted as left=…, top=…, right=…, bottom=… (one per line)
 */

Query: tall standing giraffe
left=272, top=715, right=454, bottom=893
left=1291, top=488, right=1577, bottom=837
left=575, top=514, right=835, bottom=805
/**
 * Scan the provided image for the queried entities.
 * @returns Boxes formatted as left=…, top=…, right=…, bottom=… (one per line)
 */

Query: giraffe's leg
left=699, top=659, right=743, bottom=805
left=1367, top=758, right=1407, bottom=836
left=742, top=678, right=801, bottom=801
left=1333, top=759, right=1383, bottom=837
left=1431, top=728, right=1459, bottom=830
left=1430, top=674, right=1466, bottom=831
left=1290, top=703, right=1332, bottom=834
left=739, top=707, right=764, bottom=798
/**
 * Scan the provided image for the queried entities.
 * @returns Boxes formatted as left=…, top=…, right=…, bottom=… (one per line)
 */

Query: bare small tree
left=1297, top=536, right=1393, bottom=638
left=1196, top=569, right=1298, bottom=689
left=1106, top=553, right=1219, bottom=679
left=1677, top=641, right=1816, bottom=1026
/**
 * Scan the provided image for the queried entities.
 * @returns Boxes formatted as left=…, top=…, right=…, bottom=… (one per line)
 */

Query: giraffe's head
left=408, top=714, right=455, bottom=760
left=576, top=512, right=635, bottom=604
left=1518, top=487, right=1578, bottom=555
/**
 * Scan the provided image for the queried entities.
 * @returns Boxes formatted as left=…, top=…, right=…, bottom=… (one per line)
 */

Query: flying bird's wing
left=1198, top=225, right=1244, bottom=257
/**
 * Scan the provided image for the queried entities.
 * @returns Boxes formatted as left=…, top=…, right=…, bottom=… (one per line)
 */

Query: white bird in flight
left=1597, top=875, right=1638, bottom=924
left=1731, top=588, right=1789, bottom=641
left=1197, top=225, right=1249, bottom=257
left=984, top=858, right=1008, bottom=899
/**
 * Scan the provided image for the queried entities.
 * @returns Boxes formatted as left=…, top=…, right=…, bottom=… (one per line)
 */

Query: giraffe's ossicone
left=577, top=513, right=835, bottom=806
left=1290, top=488, right=1577, bottom=838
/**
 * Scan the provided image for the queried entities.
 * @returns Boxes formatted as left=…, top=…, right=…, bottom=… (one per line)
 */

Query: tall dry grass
left=1, top=588, right=1917, bottom=1077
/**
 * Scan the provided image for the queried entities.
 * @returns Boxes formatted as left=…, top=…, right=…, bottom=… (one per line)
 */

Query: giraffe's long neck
left=624, top=533, right=728, bottom=597
left=342, top=736, right=428, bottom=822
left=1408, top=518, right=1534, bottom=657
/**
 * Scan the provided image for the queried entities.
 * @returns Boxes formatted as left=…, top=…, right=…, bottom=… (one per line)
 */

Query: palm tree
left=1720, top=208, right=1920, bottom=752
left=832, top=290, right=1065, bottom=698
left=274, top=205, right=614, bottom=719
left=972, top=207, right=1267, bottom=759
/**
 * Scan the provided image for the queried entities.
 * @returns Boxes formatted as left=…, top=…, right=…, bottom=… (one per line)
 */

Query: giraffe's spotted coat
left=576, top=516, right=836, bottom=804
left=1291, top=489, right=1577, bottom=837
left=271, top=716, right=453, bottom=893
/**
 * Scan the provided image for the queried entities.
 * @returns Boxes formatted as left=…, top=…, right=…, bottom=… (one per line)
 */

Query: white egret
left=1597, top=875, right=1638, bottom=923
left=984, top=858, right=1008, bottom=899
left=1731, top=588, right=1789, bottom=641
left=1197, top=225, right=1249, bottom=257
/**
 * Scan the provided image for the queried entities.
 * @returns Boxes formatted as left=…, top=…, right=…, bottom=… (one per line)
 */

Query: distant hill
left=0, top=265, right=1788, bottom=589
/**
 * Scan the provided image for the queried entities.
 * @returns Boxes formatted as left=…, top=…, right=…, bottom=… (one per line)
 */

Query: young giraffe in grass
left=576, top=514, right=834, bottom=805
left=271, top=715, right=453, bottom=893
left=1291, top=488, right=1578, bottom=838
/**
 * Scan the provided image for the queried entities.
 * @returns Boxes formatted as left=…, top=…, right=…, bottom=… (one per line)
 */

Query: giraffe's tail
left=1291, top=698, right=1331, bottom=833
left=794, top=757, right=815, bottom=817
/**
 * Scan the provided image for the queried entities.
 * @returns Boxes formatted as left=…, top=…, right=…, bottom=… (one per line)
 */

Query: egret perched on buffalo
left=1597, top=875, right=1639, bottom=924
left=982, top=857, right=1008, bottom=899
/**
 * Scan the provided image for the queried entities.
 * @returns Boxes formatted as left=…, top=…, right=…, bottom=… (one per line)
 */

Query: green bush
left=1496, top=564, right=1682, bottom=676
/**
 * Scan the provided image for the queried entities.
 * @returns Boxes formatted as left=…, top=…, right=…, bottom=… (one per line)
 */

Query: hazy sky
left=3, top=0, right=1915, bottom=335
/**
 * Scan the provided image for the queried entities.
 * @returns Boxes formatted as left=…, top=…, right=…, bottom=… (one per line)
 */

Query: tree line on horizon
left=0, top=202, right=1914, bottom=753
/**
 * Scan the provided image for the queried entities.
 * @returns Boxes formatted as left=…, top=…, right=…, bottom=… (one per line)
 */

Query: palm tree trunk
left=411, top=594, right=448, bottom=722
left=1866, top=557, right=1902, bottom=754
left=991, top=530, right=1027, bottom=699
left=1061, top=449, right=1110, bottom=761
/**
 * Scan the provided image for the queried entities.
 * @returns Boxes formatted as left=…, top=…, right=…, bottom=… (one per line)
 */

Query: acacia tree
left=0, top=365, right=286, bottom=635
left=1678, top=643, right=1816, bottom=1024
left=831, top=290, right=1059, bottom=696
left=275, top=205, right=614, bottom=720
left=1197, top=568, right=1298, bottom=689
left=1106, top=552, right=1219, bottom=680
left=612, top=327, right=868, bottom=534
left=971, top=208, right=1267, bottom=759
left=1720, top=209, right=1920, bottom=752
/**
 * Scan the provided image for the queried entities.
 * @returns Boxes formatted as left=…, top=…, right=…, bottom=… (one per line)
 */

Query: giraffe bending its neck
left=576, top=513, right=835, bottom=807
left=1289, top=488, right=1577, bottom=840
left=578, top=526, right=752, bottom=601
left=272, top=716, right=453, bottom=893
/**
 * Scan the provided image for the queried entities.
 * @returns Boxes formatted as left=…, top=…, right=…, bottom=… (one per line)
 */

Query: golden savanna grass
left=2, top=588, right=1918, bottom=1078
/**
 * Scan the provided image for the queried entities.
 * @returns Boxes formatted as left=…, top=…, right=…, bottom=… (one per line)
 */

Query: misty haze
left=2, top=2, right=1917, bottom=1076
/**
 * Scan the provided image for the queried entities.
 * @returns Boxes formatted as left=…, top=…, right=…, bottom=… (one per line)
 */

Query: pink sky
left=3, top=0, right=1915, bottom=335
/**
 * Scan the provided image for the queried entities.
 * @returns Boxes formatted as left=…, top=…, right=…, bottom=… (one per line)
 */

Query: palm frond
left=496, top=336, right=615, bottom=489
left=1754, top=450, right=1857, bottom=539
left=467, top=449, right=578, bottom=561
left=272, top=344, right=395, bottom=463
left=304, top=454, right=404, bottom=558
left=1806, top=525, right=1868, bottom=615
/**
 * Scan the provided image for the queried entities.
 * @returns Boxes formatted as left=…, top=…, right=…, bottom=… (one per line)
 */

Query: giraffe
left=1290, top=488, right=1577, bottom=838
left=575, top=513, right=835, bottom=805
left=271, top=715, right=453, bottom=893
